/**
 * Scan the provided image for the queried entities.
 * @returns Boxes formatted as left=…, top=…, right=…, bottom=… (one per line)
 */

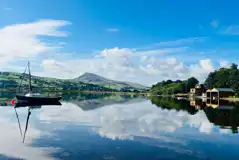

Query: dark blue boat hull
left=16, top=95, right=61, bottom=103
left=15, top=101, right=61, bottom=108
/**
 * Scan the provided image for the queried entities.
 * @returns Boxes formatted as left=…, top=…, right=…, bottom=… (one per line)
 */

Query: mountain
left=76, top=72, right=108, bottom=83
left=0, top=71, right=147, bottom=92
left=0, top=71, right=115, bottom=92
left=74, top=72, right=148, bottom=91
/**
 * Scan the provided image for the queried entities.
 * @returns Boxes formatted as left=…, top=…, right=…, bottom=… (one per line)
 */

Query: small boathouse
left=206, top=88, right=234, bottom=99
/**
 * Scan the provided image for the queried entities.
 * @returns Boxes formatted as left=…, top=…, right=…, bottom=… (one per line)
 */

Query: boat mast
left=23, top=108, right=31, bottom=143
left=17, top=65, right=27, bottom=94
left=28, top=61, right=32, bottom=93
left=14, top=108, right=23, bottom=138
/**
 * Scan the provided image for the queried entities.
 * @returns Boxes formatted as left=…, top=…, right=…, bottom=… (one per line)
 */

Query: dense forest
left=149, top=77, right=199, bottom=95
left=204, top=63, right=239, bottom=94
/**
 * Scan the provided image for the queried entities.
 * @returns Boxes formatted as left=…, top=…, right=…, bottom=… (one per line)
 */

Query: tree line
left=204, top=63, right=239, bottom=94
left=149, top=77, right=199, bottom=95
left=149, top=63, right=239, bottom=95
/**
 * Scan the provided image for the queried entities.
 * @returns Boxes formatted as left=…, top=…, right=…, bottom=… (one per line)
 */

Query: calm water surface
left=1, top=92, right=239, bottom=160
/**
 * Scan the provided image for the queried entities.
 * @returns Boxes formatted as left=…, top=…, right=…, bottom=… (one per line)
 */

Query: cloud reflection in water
left=0, top=99, right=238, bottom=160
left=40, top=100, right=214, bottom=141
left=0, top=107, right=59, bottom=160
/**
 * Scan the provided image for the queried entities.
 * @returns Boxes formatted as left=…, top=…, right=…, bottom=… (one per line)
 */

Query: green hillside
left=74, top=72, right=148, bottom=91
left=0, top=71, right=147, bottom=92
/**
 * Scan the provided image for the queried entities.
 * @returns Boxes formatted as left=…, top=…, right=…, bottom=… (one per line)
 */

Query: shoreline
left=221, top=97, right=239, bottom=102
left=0, top=89, right=149, bottom=96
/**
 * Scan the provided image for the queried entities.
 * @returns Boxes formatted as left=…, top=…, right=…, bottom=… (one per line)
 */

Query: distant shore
left=0, top=89, right=148, bottom=96
left=221, top=97, right=239, bottom=102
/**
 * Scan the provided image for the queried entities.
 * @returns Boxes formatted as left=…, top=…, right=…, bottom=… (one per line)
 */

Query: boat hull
left=16, top=95, right=61, bottom=103
left=15, top=101, right=61, bottom=108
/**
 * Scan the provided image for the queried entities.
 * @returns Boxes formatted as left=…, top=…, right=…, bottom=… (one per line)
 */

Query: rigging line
left=22, top=108, right=31, bottom=143
left=14, top=107, right=23, bottom=138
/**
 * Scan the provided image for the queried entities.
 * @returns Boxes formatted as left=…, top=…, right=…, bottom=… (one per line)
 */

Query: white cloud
left=189, top=59, right=214, bottom=82
left=199, top=59, right=214, bottom=71
left=3, top=7, right=12, bottom=11
left=106, top=28, right=119, bottom=32
left=0, top=20, right=218, bottom=85
left=0, top=19, right=70, bottom=69
left=136, top=47, right=188, bottom=56
left=0, top=20, right=214, bottom=85
left=100, top=47, right=133, bottom=58
left=222, top=25, right=239, bottom=35
left=41, top=47, right=216, bottom=85
left=139, top=56, right=190, bottom=80
left=219, top=60, right=231, bottom=68
left=136, top=37, right=205, bottom=51
left=211, top=20, right=219, bottom=28
left=154, top=37, right=205, bottom=47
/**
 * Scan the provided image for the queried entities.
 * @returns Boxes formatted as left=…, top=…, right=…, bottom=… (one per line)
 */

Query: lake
left=1, top=92, right=239, bottom=160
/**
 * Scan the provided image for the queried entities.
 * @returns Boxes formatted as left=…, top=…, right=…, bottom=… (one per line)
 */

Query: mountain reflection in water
left=0, top=92, right=239, bottom=159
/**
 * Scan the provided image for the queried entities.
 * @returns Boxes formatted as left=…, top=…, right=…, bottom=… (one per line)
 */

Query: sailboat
left=16, top=61, right=62, bottom=103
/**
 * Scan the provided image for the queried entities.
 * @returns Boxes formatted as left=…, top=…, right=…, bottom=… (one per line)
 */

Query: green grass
left=0, top=72, right=148, bottom=93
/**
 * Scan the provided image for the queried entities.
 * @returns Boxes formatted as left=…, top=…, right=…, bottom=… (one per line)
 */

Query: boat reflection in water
left=190, top=98, right=239, bottom=134
left=14, top=101, right=61, bottom=143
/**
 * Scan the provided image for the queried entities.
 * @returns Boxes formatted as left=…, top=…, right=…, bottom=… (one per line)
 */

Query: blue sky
left=0, top=0, right=239, bottom=85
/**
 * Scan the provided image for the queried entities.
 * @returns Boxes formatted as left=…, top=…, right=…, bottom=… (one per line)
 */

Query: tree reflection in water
left=149, top=96, right=239, bottom=134
left=150, top=96, right=198, bottom=115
